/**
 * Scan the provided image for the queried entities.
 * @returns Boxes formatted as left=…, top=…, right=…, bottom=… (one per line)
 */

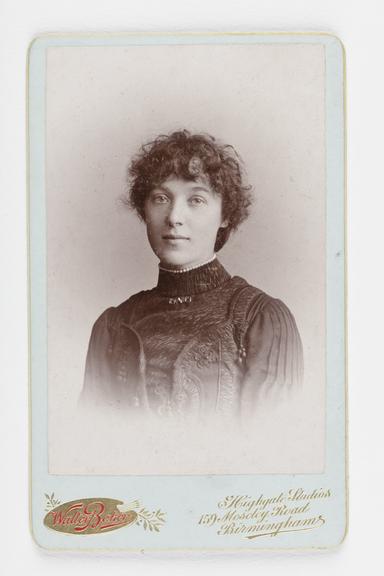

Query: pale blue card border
left=28, top=32, right=346, bottom=551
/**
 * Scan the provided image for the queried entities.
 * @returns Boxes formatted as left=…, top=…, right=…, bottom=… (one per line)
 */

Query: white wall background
left=0, top=0, right=383, bottom=572
left=46, top=43, right=325, bottom=474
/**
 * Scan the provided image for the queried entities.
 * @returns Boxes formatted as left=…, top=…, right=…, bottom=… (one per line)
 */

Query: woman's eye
left=152, top=194, right=169, bottom=204
left=189, top=196, right=206, bottom=206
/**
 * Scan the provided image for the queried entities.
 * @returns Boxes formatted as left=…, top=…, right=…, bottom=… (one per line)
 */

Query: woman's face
left=144, top=176, right=227, bottom=269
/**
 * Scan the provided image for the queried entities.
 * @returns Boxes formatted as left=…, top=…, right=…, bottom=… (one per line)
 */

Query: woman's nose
left=165, top=200, right=185, bottom=226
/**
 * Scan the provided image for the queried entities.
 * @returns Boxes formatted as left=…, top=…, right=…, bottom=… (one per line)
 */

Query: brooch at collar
left=168, top=296, right=192, bottom=305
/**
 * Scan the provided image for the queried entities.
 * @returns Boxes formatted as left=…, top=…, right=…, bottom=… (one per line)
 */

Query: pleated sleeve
left=80, top=307, right=116, bottom=406
left=240, top=296, right=303, bottom=413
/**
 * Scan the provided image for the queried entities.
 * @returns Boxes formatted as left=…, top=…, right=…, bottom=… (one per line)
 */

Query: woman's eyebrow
left=152, top=184, right=211, bottom=194
left=152, top=185, right=171, bottom=193
left=189, top=185, right=211, bottom=193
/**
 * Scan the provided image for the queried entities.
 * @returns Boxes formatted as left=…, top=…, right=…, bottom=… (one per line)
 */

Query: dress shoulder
left=90, top=290, right=148, bottom=333
left=85, top=291, right=147, bottom=373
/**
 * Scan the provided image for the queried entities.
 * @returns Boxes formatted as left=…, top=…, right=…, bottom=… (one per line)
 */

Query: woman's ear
left=220, top=218, right=229, bottom=228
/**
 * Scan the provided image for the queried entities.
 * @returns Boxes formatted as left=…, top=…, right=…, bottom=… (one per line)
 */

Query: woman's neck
left=156, top=257, right=231, bottom=297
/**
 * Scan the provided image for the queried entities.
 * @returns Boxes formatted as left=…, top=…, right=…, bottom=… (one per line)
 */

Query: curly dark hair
left=126, top=130, right=252, bottom=251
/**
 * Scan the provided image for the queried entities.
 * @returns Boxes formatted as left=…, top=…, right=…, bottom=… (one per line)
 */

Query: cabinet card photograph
left=29, top=32, right=346, bottom=551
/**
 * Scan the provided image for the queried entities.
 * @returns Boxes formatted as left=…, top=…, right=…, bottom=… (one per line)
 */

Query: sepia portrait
left=44, top=40, right=326, bottom=475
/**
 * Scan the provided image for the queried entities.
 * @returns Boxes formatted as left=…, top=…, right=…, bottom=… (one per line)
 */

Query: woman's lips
left=162, top=235, right=190, bottom=240
left=162, top=235, right=190, bottom=249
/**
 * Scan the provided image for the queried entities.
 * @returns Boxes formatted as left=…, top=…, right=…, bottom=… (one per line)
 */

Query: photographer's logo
left=43, top=494, right=165, bottom=535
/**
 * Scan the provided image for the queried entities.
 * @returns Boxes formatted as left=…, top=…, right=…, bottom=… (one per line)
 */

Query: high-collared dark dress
left=82, top=259, right=303, bottom=419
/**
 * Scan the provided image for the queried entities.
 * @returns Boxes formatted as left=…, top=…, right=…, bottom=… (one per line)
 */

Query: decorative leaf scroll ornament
left=43, top=496, right=166, bottom=535
left=118, top=502, right=166, bottom=533
left=44, top=492, right=61, bottom=512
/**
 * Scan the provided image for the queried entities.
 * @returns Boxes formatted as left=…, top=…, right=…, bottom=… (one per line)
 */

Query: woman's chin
left=156, top=249, right=190, bottom=268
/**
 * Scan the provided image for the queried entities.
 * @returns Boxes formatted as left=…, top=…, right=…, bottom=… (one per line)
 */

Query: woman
left=82, top=130, right=303, bottom=420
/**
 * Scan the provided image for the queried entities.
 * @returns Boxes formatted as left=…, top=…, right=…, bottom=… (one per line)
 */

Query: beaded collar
left=156, top=257, right=231, bottom=297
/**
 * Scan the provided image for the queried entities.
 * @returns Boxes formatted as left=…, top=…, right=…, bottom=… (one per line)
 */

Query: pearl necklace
left=159, top=254, right=217, bottom=274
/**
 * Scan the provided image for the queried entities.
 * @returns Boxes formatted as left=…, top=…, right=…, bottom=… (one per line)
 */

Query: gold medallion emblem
left=43, top=494, right=165, bottom=535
